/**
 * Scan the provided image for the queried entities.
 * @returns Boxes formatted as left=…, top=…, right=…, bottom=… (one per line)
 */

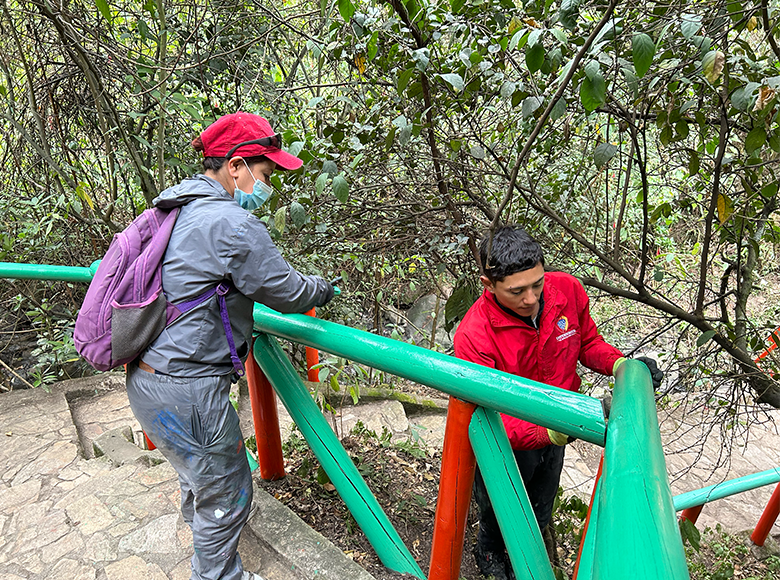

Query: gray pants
left=126, top=365, right=253, bottom=580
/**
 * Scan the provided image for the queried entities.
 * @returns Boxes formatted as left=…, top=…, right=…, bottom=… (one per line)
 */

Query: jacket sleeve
left=454, top=325, right=552, bottom=450
left=222, top=214, right=331, bottom=313
left=575, top=283, right=623, bottom=375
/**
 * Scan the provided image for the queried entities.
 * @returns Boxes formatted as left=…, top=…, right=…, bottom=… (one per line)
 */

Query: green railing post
left=572, top=475, right=603, bottom=580
left=253, top=304, right=606, bottom=446
left=469, top=407, right=555, bottom=580
left=593, top=360, right=690, bottom=579
left=252, top=333, right=425, bottom=579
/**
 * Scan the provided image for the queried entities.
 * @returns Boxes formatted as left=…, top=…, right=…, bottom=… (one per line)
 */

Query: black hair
left=479, top=225, right=545, bottom=282
left=201, top=155, right=269, bottom=172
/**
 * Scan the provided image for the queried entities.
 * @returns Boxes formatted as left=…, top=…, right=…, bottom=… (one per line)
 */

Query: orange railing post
left=428, top=397, right=477, bottom=580
left=305, top=307, right=320, bottom=382
left=679, top=505, right=704, bottom=525
left=246, top=345, right=285, bottom=480
left=143, top=431, right=157, bottom=450
left=751, top=482, right=780, bottom=546
left=573, top=454, right=604, bottom=580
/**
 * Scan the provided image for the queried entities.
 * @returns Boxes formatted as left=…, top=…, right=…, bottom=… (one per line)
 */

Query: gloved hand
left=316, top=281, right=335, bottom=307
left=546, top=428, right=569, bottom=446
left=600, top=394, right=612, bottom=419
left=636, top=356, right=664, bottom=389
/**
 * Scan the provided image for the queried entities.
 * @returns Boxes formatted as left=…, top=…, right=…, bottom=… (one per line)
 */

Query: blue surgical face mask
left=233, top=160, right=273, bottom=211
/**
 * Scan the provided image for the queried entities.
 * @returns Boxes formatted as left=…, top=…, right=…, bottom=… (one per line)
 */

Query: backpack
left=74, top=206, right=244, bottom=375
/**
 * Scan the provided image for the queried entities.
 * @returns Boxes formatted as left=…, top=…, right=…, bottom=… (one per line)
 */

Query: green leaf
left=559, top=0, right=582, bottom=30
left=659, top=125, right=672, bottom=146
left=584, top=60, right=600, bottom=82
left=367, top=32, right=379, bottom=60
left=412, top=48, right=430, bottom=71
left=593, top=143, right=617, bottom=169
left=731, top=82, right=759, bottom=112
left=322, top=160, right=339, bottom=176
left=745, top=126, right=767, bottom=156
left=500, top=81, right=515, bottom=100
left=445, top=285, right=475, bottom=330
left=622, top=68, right=638, bottom=99
left=522, top=96, right=543, bottom=119
left=439, top=73, right=464, bottom=92
left=653, top=268, right=664, bottom=281
left=332, top=174, right=349, bottom=203
left=450, top=0, right=466, bottom=13
left=680, top=15, right=702, bottom=39
left=315, top=173, right=328, bottom=197
left=526, top=43, right=545, bottom=73
left=330, top=375, right=340, bottom=392
left=679, top=517, right=701, bottom=551
left=675, top=120, right=689, bottom=140
left=338, top=0, right=356, bottom=21
left=552, top=29, right=568, bottom=43
left=274, top=206, right=286, bottom=235
left=316, top=465, right=331, bottom=485
left=470, top=145, right=485, bottom=159
left=769, top=134, right=780, bottom=153
left=509, top=30, right=525, bottom=52
left=397, top=69, right=415, bottom=95
left=761, top=182, right=778, bottom=198
left=580, top=73, right=606, bottom=112
left=632, top=33, right=655, bottom=77
left=688, top=150, right=700, bottom=175
left=290, top=202, right=306, bottom=228
left=550, top=98, right=567, bottom=121
left=96, top=0, right=111, bottom=22
left=696, top=330, right=717, bottom=347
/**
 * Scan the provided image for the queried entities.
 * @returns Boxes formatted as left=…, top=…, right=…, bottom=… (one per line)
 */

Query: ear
left=227, top=157, right=244, bottom=179
left=480, top=275, right=494, bottom=293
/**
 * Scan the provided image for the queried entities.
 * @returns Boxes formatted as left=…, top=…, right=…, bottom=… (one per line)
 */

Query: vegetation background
left=3, top=0, right=780, bottom=576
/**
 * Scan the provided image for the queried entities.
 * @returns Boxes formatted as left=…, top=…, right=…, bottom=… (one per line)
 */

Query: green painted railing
left=252, top=304, right=607, bottom=446
left=673, top=467, right=780, bottom=511
left=4, top=261, right=780, bottom=580
left=593, top=361, right=690, bottom=579
left=0, top=261, right=99, bottom=283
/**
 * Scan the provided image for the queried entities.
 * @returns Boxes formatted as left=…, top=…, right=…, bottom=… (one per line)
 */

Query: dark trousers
left=473, top=445, right=565, bottom=552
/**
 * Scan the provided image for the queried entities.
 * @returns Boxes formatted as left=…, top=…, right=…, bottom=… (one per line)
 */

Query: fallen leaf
left=754, top=86, right=776, bottom=111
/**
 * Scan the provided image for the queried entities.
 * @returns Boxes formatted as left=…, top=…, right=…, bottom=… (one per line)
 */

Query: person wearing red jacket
left=454, top=225, right=661, bottom=580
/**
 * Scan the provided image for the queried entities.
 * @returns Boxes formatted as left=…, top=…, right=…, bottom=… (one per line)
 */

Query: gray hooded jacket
left=141, top=174, right=330, bottom=376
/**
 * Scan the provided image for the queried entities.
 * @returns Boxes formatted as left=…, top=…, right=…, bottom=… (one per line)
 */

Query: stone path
left=0, top=374, right=369, bottom=580
left=2, top=371, right=780, bottom=580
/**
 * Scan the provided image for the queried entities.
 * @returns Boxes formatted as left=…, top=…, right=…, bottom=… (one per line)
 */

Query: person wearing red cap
left=125, top=112, right=334, bottom=580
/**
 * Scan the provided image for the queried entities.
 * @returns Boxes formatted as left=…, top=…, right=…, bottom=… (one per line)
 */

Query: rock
left=92, top=427, right=165, bottom=467
left=404, top=294, right=453, bottom=350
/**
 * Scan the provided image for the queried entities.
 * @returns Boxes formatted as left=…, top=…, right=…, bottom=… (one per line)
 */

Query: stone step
left=0, top=374, right=370, bottom=580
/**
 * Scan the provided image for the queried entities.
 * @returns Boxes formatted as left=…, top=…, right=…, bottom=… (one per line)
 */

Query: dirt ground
left=257, top=426, right=780, bottom=580
left=258, top=428, right=483, bottom=580
left=257, top=426, right=588, bottom=580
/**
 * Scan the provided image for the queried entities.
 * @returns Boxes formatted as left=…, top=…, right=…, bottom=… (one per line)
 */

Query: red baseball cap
left=196, top=112, right=303, bottom=171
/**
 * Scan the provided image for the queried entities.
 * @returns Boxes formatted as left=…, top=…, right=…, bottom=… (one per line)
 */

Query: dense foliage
left=3, top=0, right=780, bottom=418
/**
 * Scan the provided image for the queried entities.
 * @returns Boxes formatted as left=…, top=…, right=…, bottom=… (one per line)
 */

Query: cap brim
left=265, top=149, right=303, bottom=171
